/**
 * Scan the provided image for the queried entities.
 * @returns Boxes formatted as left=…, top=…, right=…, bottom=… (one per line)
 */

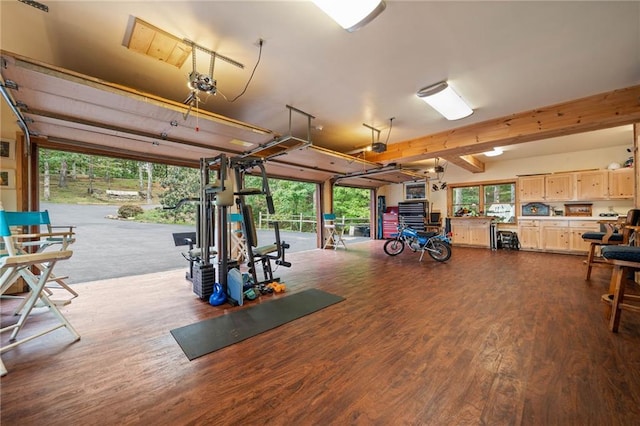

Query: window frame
left=447, top=179, right=517, bottom=222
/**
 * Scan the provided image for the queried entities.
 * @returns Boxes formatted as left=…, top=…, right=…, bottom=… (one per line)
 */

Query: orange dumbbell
left=267, top=282, right=286, bottom=293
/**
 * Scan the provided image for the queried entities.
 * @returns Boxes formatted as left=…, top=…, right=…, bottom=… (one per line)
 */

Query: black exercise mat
left=170, top=288, right=345, bottom=360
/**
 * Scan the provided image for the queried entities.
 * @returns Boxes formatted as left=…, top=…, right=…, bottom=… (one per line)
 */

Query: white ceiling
left=1, top=1, right=639, bottom=180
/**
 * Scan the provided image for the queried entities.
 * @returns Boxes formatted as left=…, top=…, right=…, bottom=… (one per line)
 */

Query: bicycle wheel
left=427, top=240, right=451, bottom=262
left=383, top=239, right=405, bottom=256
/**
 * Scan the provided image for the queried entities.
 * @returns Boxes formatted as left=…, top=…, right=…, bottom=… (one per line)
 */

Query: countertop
left=449, top=216, right=494, bottom=220
left=518, top=216, right=618, bottom=221
left=449, top=215, right=619, bottom=222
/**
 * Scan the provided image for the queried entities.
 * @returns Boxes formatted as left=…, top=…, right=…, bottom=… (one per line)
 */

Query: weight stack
left=192, top=264, right=215, bottom=300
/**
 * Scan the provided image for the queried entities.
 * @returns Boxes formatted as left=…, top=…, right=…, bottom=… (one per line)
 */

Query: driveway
left=42, top=203, right=366, bottom=284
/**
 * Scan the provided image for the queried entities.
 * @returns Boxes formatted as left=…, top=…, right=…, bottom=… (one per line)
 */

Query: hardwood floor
left=2, top=242, right=639, bottom=425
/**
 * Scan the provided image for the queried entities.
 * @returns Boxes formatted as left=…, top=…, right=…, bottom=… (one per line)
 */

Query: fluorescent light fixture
left=311, top=0, right=386, bottom=32
left=483, top=147, right=503, bottom=157
left=416, top=81, right=473, bottom=120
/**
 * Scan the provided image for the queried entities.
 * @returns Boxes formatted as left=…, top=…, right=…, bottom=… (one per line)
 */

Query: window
left=452, top=186, right=480, bottom=216
left=450, top=181, right=516, bottom=223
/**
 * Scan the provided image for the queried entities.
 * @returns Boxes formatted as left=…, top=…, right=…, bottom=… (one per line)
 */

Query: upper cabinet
left=545, top=174, right=574, bottom=201
left=519, top=173, right=574, bottom=202
left=519, top=176, right=546, bottom=202
left=609, top=168, right=635, bottom=199
left=576, top=170, right=608, bottom=200
left=519, top=168, right=635, bottom=202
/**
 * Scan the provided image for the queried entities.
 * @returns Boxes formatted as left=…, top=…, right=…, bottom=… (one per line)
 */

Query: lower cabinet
left=518, top=219, right=598, bottom=253
left=450, top=217, right=491, bottom=247
left=518, top=220, right=540, bottom=249
left=451, top=222, right=468, bottom=245
left=469, top=222, right=490, bottom=246
left=541, top=221, right=570, bottom=251
left=568, top=220, right=600, bottom=252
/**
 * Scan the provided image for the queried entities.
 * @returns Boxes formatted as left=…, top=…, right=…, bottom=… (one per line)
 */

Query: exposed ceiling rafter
left=442, top=154, right=485, bottom=173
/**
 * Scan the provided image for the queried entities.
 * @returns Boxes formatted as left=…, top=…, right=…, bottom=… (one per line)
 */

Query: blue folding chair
left=3, top=210, right=77, bottom=302
left=323, top=213, right=346, bottom=250
left=0, top=210, right=80, bottom=376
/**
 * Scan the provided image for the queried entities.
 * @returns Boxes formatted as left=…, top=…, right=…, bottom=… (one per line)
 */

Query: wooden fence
left=257, top=212, right=370, bottom=235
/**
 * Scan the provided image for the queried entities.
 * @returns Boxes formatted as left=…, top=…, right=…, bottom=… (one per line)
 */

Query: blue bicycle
left=384, top=221, right=452, bottom=262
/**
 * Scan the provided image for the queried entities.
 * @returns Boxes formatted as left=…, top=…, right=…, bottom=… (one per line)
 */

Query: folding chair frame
left=323, top=213, right=346, bottom=250
left=1, top=210, right=80, bottom=376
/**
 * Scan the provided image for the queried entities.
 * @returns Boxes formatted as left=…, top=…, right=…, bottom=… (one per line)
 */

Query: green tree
left=272, top=180, right=315, bottom=216
left=158, top=166, right=200, bottom=222
left=334, top=186, right=370, bottom=219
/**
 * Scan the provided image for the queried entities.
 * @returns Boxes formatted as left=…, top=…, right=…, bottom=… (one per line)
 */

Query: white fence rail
left=257, top=212, right=370, bottom=235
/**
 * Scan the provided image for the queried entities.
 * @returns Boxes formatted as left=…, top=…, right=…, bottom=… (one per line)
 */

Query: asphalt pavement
left=42, top=203, right=367, bottom=284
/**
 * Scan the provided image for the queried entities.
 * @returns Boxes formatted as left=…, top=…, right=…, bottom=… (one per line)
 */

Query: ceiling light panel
left=417, top=81, right=473, bottom=121
left=126, top=18, right=192, bottom=68
left=312, top=0, right=386, bottom=32
left=483, top=148, right=503, bottom=157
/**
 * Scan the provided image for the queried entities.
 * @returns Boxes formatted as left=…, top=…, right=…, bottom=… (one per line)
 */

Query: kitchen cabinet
left=518, top=168, right=634, bottom=203
left=518, top=219, right=540, bottom=249
left=451, top=222, right=468, bottom=245
left=545, top=174, right=574, bottom=201
left=519, top=173, right=575, bottom=202
left=540, top=220, right=570, bottom=251
left=519, top=176, right=546, bottom=202
left=450, top=217, right=491, bottom=247
left=609, top=168, right=634, bottom=199
left=568, top=220, right=600, bottom=252
left=469, top=221, right=491, bottom=246
left=576, top=170, right=608, bottom=200
left=518, top=218, right=598, bottom=253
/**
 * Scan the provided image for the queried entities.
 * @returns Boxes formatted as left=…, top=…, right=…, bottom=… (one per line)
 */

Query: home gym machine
left=191, top=153, right=235, bottom=301
left=169, top=196, right=205, bottom=282
left=168, top=104, right=316, bottom=303
left=169, top=153, right=291, bottom=303
left=231, top=156, right=291, bottom=288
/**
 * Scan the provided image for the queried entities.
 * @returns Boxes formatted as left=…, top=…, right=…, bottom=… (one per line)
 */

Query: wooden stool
left=582, top=209, right=640, bottom=280
left=601, top=245, right=640, bottom=333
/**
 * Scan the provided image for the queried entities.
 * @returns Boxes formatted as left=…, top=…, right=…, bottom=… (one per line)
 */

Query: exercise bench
left=242, top=205, right=290, bottom=285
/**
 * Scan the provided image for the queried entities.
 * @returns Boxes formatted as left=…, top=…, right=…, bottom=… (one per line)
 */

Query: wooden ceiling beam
left=441, top=154, right=485, bottom=173
left=367, top=85, right=640, bottom=164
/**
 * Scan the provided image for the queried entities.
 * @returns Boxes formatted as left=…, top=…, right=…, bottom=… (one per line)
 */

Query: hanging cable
left=218, top=39, right=264, bottom=103
left=195, top=95, right=200, bottom=132
left=384, top=117, right=394, bottom=145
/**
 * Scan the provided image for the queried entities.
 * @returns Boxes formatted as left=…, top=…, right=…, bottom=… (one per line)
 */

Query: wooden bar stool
left=601, top=245, right=640, bottom=332
left=582, top=209, right=640, bottom=280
